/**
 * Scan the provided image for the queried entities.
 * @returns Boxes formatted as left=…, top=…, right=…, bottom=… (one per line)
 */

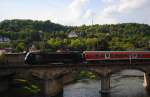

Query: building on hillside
left=0, top=48, right=13, bottom=53
left=68, top=31, right=78, bottom=38
left=0, top=36, right=10, bottom=43
left=29, top=44, right=37, bottom=52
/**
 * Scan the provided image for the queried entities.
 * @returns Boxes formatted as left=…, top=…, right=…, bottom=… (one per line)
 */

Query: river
left=64, top=70, right=149, bottom=97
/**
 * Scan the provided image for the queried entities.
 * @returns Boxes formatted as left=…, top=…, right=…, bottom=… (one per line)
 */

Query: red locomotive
left=83, top=51, right=150, bottom=63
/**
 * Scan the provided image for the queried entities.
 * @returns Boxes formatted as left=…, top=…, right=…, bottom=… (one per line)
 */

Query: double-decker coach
left=83, top=51, right=150, bottom=64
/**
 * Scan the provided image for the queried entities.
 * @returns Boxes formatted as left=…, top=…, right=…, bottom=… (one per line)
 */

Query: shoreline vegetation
left=0, top=71, right=97, bottom=97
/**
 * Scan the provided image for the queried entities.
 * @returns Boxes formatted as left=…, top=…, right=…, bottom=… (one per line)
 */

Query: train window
left=132, top=54, right=137, bottom=58
left=121, top=54, right=128, bottom=57
left=101, top=54, right=105, bottom=57
left=36, top=55, right=42, bottom=60
left=95, top=54, right=104, bottom=58
left=129, top=54, right=137, bottom=59
left=110, top=54, right=128, bottom=57
left=95, top=54, right=99, bottom=58
left=120, top=54, right=128, bottom=57
left=137, top=54, right=144, bottom=57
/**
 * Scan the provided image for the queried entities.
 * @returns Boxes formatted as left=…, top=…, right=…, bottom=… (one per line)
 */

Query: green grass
left=0, top=79, right=41, bottom=97
left=76, top=71, right=97, bottom=80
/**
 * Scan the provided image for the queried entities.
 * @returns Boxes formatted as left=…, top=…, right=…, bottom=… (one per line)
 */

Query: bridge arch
left=109, top=67, right=150, bottom=92
left=110, top=67, right=147, bottom=75
left=62, top=66, right=114, bottom=78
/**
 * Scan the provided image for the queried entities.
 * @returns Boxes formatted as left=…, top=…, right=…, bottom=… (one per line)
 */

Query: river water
left=64, top=70, right=149, bottom=97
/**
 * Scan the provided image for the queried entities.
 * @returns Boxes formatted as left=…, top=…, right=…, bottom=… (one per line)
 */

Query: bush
left=0, top=51, right=5, bottom=64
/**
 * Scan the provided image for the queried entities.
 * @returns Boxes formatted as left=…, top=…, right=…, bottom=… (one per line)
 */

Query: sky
left=0, top=0, right=150, bottom=26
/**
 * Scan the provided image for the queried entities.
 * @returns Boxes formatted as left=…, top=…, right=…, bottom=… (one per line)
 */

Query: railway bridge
left=1, top=53, right=150, bottom=97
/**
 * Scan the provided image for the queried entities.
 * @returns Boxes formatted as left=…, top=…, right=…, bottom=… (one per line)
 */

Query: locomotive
left=25, top=51, right=150, bottom=65
left=25, top=51, right=83, bottom=65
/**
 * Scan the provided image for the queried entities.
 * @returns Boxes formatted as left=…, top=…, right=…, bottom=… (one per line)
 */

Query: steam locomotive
left=25, top=51, right=150, bottom=65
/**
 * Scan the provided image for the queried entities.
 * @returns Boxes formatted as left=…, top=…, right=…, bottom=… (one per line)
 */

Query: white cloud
left=118, top=0, right=147, bottom=12
left=95, top=15, right=117, bottom=24
left=59, top=0, right=94, bottom=25
left=95, top=0, right=148, bottom=25
left=68, top=0, right=90, bottom=19
left=103, top=0, right=147, bottom=16
left=83, top=9, right=94, bottom=19
left=63, top=0, right=117, bottom=25
left=102, top=0, right=115, bottom=3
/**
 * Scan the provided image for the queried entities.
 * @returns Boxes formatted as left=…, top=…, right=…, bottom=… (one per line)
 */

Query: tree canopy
left=0, top=19, right=150, bottom=52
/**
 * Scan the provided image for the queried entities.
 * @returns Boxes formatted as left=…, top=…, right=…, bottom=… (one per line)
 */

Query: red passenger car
left=83, top=51, right=150, bottom=64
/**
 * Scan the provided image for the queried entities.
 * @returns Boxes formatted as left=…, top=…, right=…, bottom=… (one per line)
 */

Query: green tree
left=85, top=38, right=98, bottom=50
left=69, top=39, right=85, bottom=51
left=16, top=42, right=25, bottom=52
left=47, top=38, right=62, bottom=50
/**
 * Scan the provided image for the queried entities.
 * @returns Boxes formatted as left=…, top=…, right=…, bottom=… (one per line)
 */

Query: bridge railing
left=0, top=53, right=26, bottom=66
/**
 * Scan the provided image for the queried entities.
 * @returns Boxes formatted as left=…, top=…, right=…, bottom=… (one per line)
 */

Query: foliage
left=14, top=79, right=40, bottom=94
left=16, top=42, right=25, bottom=52
left=0, top=19, right=150, bottom=51
left=0, top=51, right=5, bottom=64
left=109, top=37, right=134, bottom=50
left=76, top=71, right=97, bottom=80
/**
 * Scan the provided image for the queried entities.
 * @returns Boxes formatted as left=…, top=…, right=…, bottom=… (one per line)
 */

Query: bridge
left=1, top=53, right=150, bottom=97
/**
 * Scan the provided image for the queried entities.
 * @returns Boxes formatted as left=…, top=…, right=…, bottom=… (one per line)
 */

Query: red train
left=25, top=51, right=150, bottom=65
left=83, top=51, right=150, bottom=63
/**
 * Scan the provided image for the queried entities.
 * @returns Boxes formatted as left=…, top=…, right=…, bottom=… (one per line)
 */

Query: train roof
left=84, top=51, right=150, bottom=52
left=27, top=50, right=81, bottom=54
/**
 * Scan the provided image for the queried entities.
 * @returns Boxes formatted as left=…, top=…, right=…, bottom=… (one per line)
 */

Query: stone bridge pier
left=91, top=67, right=111, bottom=93
left=31, top=70, right=65, bottom=97
left=42, top=74, right=63, bottom=97
left=0, top=75, right=9, bottom=92
left=0, top=70, right=14, bottom=93
left=144, top=73, right=150, bottom=90
left=100, top=72, right=150, bottom=93
left=101, top=74, right=110, bottom=93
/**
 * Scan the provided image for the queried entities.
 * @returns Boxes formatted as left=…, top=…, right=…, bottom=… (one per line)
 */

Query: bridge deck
left=1, top=62, right=150, bottom=69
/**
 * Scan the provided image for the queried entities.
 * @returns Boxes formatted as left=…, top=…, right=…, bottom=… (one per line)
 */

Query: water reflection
left=64, top=70, right=149, bottom=97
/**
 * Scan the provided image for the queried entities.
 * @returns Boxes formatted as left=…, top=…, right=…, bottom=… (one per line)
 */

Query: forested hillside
left=0, top=19, right=150, bottom=52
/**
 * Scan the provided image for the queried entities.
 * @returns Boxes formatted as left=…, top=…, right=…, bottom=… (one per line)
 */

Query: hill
left=0, top=19, right=150, bottom=52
